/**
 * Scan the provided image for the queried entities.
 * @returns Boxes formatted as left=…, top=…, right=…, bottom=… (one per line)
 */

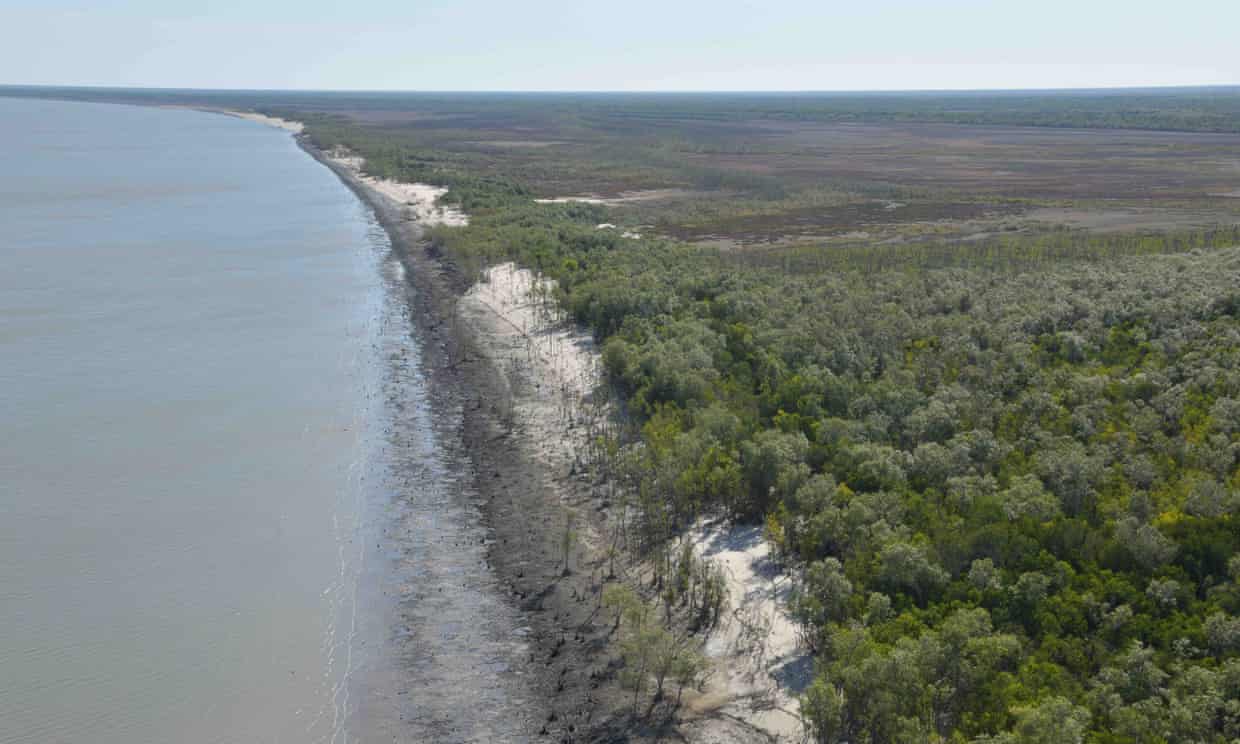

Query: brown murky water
left=0, top=98, right=530, bottom=743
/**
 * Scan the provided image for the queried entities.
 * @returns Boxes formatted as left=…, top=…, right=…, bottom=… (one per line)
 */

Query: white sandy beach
left=325, top=148, right=468, bottom=228
left=224, top=110, right=305, bottom=134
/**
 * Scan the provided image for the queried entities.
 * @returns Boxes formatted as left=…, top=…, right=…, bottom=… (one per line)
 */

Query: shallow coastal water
left=0, top=98, right=528, bottom=743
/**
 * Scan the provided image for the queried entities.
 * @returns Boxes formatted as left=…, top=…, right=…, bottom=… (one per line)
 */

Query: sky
left=2, top=0, right=1237, bottom=92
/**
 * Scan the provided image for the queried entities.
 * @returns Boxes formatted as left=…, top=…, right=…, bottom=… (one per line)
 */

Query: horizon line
left=2, top=82, right=1239, bottom=96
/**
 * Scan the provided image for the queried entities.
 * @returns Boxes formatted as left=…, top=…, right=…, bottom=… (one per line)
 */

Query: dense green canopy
left=301, top=109, right=1240, bottom=742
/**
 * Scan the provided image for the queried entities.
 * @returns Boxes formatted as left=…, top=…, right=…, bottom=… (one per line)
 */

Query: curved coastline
left=283, top=118, right=792, bottom=743
left=289, top=126, right=620, bottom=739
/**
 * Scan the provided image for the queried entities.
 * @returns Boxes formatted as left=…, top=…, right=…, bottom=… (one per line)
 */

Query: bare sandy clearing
left=535, top=188, right=697, bottom=206
left=535, top=195, right=610, bottom=205
left=681, top=519, right=808, bottom=743
left=462, top=262, right=597, bottom=414
left=325, top=147, right=468, bottom=228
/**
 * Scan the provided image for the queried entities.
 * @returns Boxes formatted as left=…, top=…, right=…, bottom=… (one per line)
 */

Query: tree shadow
left=771, top=652, right=814, bottom=696
left=696, top=521, right=764, bottom=557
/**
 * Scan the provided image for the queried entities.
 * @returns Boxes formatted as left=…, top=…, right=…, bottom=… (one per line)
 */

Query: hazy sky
left=2, top=0, right=1236, bottom=91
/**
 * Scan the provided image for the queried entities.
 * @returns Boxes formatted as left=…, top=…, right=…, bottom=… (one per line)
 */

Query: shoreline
left=248, top=110, right=806, bottom=742
left=217, top=109, right=305, bottom=134
left=294, top=131, right=630, bottom=740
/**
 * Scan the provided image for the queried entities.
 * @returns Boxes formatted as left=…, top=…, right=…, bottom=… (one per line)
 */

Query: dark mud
left=301, top=138, right=632, bottom=743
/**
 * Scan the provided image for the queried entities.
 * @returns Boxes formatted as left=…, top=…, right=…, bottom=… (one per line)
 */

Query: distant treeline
left=6, top=84, right=1240, bottom=133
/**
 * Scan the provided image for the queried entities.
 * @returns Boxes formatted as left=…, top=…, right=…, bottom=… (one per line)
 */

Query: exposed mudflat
left=343, top=240, right=541, bottom=742
left=305, top=137, right=630, bottom=742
